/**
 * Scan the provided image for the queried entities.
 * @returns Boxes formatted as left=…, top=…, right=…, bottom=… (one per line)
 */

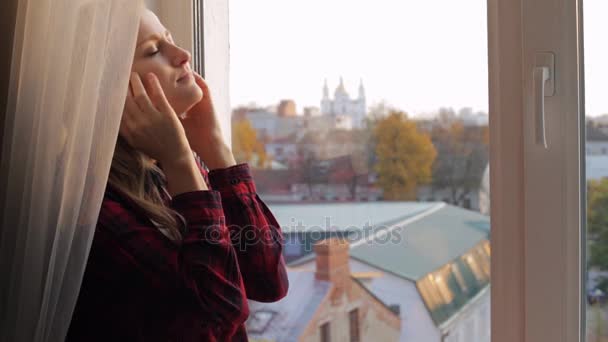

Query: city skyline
left=229, top=0, right=608, bottom=117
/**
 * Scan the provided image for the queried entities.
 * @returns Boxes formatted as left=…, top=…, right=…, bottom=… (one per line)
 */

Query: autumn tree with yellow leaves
left=231, top=118, right=270, bottom=168
left=373, top=111, right=437, bottom=200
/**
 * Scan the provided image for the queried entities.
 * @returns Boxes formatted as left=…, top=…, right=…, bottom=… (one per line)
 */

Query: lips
left=177, top=69, right=192, bottom=83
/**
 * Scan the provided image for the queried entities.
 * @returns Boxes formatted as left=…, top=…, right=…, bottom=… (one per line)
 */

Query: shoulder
left=97, top=183, right=151, bottom=236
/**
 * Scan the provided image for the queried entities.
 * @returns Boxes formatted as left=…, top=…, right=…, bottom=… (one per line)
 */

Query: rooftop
left=270, top=201, right=437, bottom=234
left=246, top=271, right=331, bottom=341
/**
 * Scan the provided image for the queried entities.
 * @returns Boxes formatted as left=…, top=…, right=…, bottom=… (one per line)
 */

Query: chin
left=170, top=85, right=203, bottom=114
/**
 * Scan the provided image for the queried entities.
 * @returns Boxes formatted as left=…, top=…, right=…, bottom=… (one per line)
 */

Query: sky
left=229, top=0, right=608, bottom=117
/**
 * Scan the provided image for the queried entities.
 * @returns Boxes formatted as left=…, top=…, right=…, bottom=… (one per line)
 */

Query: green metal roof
left=269, top=202, right=437, bottom=234
left=349, top=204, right=490, bottom=281
left=277, top=201, right=491, bottom=327
left=345, top=203, right=491, bottom=326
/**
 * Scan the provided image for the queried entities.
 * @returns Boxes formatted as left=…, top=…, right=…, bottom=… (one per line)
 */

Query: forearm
left=191, top=136, right=237, bottom=171
left=205, top=163, right=289, bottom=302
left=162, top=154, right=208, bottom=197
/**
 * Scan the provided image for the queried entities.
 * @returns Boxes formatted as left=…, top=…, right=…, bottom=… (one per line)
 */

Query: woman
left=66, top=9, right=288, bottom=342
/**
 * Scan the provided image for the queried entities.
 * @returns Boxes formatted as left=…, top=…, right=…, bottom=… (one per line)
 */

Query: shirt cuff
left=207, top=163, right=257, bottom=196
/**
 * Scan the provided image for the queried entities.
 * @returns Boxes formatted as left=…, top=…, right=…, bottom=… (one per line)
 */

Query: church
left=321, top=77, right=367, bottom=129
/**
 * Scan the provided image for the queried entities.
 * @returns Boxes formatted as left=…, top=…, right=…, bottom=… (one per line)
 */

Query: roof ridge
left=349, top=202, right=446, bottom=248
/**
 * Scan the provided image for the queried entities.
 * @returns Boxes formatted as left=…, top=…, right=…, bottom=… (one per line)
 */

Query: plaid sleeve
left=97, top=190, right=249, bottom=337
left=200, top=162, right=289, bottom=303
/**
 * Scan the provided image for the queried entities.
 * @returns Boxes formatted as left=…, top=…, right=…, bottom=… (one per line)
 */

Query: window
left=230, top=1, right=491, bottom=341
left=349, top=309, right=360, bottom=342
left=433, top=273, right=454, bottom=304
left=320, top=322, right=330, bottom=342
left=584, top=1, right=608, bottom=340
left=488, top=0, right=583, bottom=340
left=284, top=234, right=302, bottom=257
left=246, top=310, right=276, bottom=334
left=451, top=262, right=468, bottom=292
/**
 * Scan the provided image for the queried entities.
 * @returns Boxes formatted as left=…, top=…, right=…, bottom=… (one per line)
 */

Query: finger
left=193, top=73, right=212, bottom=103
left=130, top=72, right=157, bottom=114
left=146, top=73, right=174, bottom=114
left=124, top=89, right=143, bottom=119
left=192, top=72, right=210, bottom=92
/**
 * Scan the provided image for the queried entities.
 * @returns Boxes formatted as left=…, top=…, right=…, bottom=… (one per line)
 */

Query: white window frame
left=489, top=0, right=584, bottom=341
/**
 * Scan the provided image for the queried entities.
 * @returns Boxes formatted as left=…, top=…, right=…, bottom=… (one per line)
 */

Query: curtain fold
left=0, top=0, right=143, bottom=341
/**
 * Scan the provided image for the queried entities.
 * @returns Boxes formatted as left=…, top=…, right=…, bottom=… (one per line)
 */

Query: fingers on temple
left=130, top=72, right=156, bottom=114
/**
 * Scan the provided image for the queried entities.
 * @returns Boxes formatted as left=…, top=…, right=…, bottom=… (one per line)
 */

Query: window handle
left=533, top=66, right=550, bottom=148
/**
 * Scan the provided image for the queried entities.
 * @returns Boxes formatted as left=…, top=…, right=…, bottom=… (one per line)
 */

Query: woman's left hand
left=179, top=72, right=236, bottom=169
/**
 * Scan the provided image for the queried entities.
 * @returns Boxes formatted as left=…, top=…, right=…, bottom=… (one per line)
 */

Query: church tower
left=320, top=77, right=367, bottom=129
left=358, top=78, right=365, bottom=100
left=321, top=79, right=331, bottom=115
left=333, top=76, right=350, bottom=116
left=356, top=78, right=367, bottom=127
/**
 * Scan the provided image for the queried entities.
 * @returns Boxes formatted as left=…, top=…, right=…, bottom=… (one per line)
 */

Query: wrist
left=189, top=135, right=235, bottom=169
left=161, top=154, right=194, bottom=170
left=158, top=150, right=193, bottom=168
left=201, top=144, right=237, bottom=170
left=161, top=155, right=209, bottom=195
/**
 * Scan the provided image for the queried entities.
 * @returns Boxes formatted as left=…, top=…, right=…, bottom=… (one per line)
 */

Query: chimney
left=314, top=237, right=351, bottom=287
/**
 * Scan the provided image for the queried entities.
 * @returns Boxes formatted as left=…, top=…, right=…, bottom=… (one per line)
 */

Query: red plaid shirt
left=67, top=159, right=289, bottom=341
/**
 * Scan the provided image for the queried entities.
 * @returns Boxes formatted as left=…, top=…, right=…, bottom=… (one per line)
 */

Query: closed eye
left=147, top=49, right=160, bottom=57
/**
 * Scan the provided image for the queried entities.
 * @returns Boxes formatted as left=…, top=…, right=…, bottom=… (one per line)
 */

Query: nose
left=172, top=45, right=191, bottom=68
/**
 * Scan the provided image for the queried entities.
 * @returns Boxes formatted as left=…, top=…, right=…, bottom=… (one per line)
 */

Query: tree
left=349, top=118, right=378, bottom=199
left=367, top=100, right=395, bottom=121
left=231, top=118, right=269, bottom=168
left=588, top=178, right=608, bottom=270
left=292, top=131, right=322, bottom=197
left=373, top=111, right=437, bottom=200
left=430, top=118, right=489, bottom=206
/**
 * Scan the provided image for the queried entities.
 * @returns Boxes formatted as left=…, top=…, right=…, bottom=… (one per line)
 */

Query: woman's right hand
left=120, top=72, right=193, bottom=166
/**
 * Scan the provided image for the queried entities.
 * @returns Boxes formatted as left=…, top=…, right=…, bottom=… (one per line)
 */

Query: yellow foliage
left=373, top=111, right=437, bottom=200
left=231, top=118, right=270, bottom=168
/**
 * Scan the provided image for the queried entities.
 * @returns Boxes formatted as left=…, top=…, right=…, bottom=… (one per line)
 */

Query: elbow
left=246, top=270, right=289, bottom=303
left=211, top=289, right=250, bottom=335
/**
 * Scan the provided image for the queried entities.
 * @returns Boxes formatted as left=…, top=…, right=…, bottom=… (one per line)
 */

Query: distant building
left=278, top=100, right=297, bottom=117
left=580, top=122, right=608, bottom=180
left=252, top=154, right=380, bottom=202
left=587, top=141, right=608, bottom=156
left=246, top=238, right=402, bottom=342
left=457, top=108, right=488, bottom=126
left=303, top=106, right=321, bottom=117
left=587, top=156, right=608, bottom=181
left=334, top=114, right=353, bottom=130
left=321, top=77, right=367, bottom=129
left=417, top=185, right=481, bottom=211
left=265, top=135, right=299, bottom=165
left=244, top=110, right=305, bottom=142
left=280, top=202, right=491, bottom=342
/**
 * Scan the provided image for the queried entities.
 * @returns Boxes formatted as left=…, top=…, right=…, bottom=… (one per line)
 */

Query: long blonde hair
left=107, top=136, right=185, bottom=243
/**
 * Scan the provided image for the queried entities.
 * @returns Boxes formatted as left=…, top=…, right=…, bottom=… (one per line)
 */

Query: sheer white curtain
left=0, top=0, right=143, bottom=341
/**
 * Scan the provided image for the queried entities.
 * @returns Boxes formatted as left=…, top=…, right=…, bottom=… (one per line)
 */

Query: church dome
left=334, top=77, right=349, bottom=97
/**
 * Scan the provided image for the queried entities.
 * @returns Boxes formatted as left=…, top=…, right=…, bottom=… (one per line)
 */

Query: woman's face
left=132, top=10, right=202, bottom=114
